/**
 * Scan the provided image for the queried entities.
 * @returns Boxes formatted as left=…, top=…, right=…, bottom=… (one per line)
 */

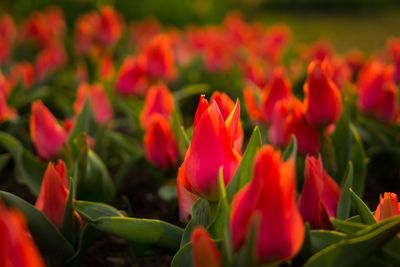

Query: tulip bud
left=143, top=34, right=176, bottom=80
left=177, top=95, right=241, bottom=201
left=115, top=56, right=148, bottom=96
left=98, top=6, right=122, bottom=47
left=35, top=160, right=69, bottom=227
left=144, top=115, right=178, bottom=170
left=74, top=83, right=113, bottom=125
left=0, top=91, right=16, bottom=123
left=0, top=203, right=45, bottom=267
left=261, top=67, right=291, bottom=123
left=357, top=61, right=398, bottom=122
left=269, top=98, right=319, bottom=154
left=298, top=155, right=341, bottom=229
left=140, top=83, right=174, bottom=128
left=303, top=59, right=342, bottom=127
left=30, top=101, right=67, bottom=159
left=191, top=226, right=221, bottom=267
left=230, top=145, right=304, bottom=263
left=243, top=86, right=262, bottom=122
left=211, top=91, right=244, bottom=153
left=375, top=192, right=400, bottom=222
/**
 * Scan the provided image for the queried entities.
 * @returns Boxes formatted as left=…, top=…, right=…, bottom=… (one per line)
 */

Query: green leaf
left=282, top=135, right=297, bottom=161
left=331, top=218, right=366, bottom=234
left=73, top=200, right=124, bottom=219
left=76, top=150, right=115, bottom=203
left=308, top=230, right=346, bottom=254
left=349, top=188, right=376, bottom=225
left=181, top=198, right=211, bottom=247
left=0, top=191, right=74, bottom=262
left=171, top=242, right=194, bottom=267
left=73, top=201, right=183, bottom=251
left=337, top=162, right=354, bottom=220
left=235, top=215, right=259, bottom=267
left=350, top=125, right=367, bottom=197
left=332, top=102, right=351, bottom=183
left=304, top=216, right=400, bottom=267
left=67, top=99, right=93, bottom=146
left=226, top=126, right=261, bottom=202
left=0, top=131, right=46, bottom=195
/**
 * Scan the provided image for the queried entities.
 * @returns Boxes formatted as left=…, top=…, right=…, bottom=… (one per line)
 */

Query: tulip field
left=1, top=2, right=400, bottom=267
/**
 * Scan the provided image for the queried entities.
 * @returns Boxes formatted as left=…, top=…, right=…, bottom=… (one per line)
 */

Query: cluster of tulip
left=0, top=4, right=399, bottom=267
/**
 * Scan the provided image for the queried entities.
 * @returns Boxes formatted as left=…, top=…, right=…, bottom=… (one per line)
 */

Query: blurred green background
left=1, top=0, right=400, bottom=52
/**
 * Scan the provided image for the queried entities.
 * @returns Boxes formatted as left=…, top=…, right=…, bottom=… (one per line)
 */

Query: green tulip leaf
left=73, top=201, right=183, bottom=252
left=350, top=125, right=367, bottom=197
left=181, top=198, right=212, bottom=247
left=0, top=131, right=46, bottom=195
left=304, top=216, right=400, bottom=267
left=226, top=126, right=262, bottom=202
left=349, top=188, right=376, bottom=225
left=337, top=162, right=354, bottom=220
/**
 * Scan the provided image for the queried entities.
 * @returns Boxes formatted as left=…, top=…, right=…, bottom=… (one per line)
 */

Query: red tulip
left=375, top=192, right=400, bottom=222
left=0, top=202, right=45, bottom=267
left=35, top=43, right=67, bottom=80
left=191, top=226, right=221, bottom=267
left=30, top=101, right=67, bottom=159
left=140, top=83, right=174, bottom=128
left=177, top=95, right=241, bottom=201
left=115, top=56, right=148, bottom=96
left=261, top=67, right=291, bottom=123
left=98, top=6, right=122, bottom=47
left=0, top=15, right=16, bottom=64
left=230, top=145, right=304, bottom=263
left=177, top=166, right=198, bottom=222
left=303, top=59, right=343, bottom=127
left=243, top=86, right=262, bottom=122
left=211, top=91, right=244, bottom=153
left=144, top=115, right=178, bottom=170
left=35, top=160, right=69, bottom=227
left=298, top=155, right=341, bottom=229
left=143, top=34, right=176, bottom=80
left=0, top=91, right=16, bottom=123
left=269, top=98, right=319, bottom=154
left=74, top=83, right=113, bottom=125
left=357, top=61, right=398, bottom=122
left=9, top=62, right=35, bottom=89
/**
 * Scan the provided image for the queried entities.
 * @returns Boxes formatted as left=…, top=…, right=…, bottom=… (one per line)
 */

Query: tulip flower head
left=303, top=59, right=343, bottom=127
left=115, top=56, right=148, bottom=96
left=230, top=145, right=304, bottom=263
left=74, top=83, right=113, bottom=125
left=140, top=83, right=174, bottom=128
left=191, top=226, right=221, bottom=267
left=177, top=95, right=241, bottom=202
left=375, top=192, right=400, bottom=222
left=298, top=155, right=341, bottom=229
left=30, top=101, right=67, bottom=160
left=35, top=160, right=69, bottom=227
left=0, top=202, right=45, bottom=267
left=144, top=114, right=178, bottom=170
